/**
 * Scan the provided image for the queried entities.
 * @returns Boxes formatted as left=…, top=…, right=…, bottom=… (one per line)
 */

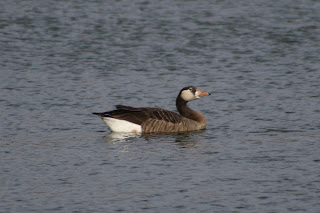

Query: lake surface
left=1, top=0, right=320, bottom=212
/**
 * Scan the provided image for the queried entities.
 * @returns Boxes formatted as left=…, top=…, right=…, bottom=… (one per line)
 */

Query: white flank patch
left=103, top=117, right=142, bottom=133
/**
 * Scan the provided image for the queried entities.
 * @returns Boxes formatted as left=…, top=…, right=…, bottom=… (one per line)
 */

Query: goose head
left=179, top=86, right=211, bottom=102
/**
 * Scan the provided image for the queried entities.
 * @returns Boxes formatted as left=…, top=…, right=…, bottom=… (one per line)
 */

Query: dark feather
left=93, top=105, right=183, bottom=126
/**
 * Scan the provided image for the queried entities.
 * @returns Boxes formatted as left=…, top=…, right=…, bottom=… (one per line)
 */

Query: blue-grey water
left=1, top=0, right=320, bottom=212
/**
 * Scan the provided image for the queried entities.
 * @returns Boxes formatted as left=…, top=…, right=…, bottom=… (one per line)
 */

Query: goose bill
left=195, top=90, right=210, bottom=98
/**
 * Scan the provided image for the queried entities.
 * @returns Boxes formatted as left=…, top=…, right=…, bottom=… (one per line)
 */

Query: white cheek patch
left=181, top=90, right=196, bottom=101
left=195, top=91, right=200, bottom=99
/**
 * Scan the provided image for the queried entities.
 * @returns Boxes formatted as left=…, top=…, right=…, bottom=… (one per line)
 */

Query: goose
left=93, top=86, right=210, bottom=133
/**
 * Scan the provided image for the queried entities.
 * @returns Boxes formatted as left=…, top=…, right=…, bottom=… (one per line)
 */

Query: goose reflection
left=103, top=132, right=140, bottom=143
left=103, top=130, right=205, bottom=148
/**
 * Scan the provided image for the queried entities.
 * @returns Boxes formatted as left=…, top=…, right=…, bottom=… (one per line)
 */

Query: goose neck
left=176, top=96, right=205, bottom=124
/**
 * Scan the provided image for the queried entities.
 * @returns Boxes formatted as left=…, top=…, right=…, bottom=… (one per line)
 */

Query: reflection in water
left=175, top=131, right=206, bottom=148
left=144, top=130, right=206, bottom=148
left=103, top=130, right=205, bottom=148
left=103, top=132, right=141, bottom=143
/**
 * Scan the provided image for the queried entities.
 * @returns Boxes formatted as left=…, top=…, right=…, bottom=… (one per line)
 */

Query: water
left=1, top=0, right=320, bottom=212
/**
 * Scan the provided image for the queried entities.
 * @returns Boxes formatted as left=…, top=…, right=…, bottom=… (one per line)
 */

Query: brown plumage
left=93, top=86, right=210, bottom=133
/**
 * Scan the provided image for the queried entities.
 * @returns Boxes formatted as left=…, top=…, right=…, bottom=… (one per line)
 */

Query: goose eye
left=189, top=88, right=193, bottom=91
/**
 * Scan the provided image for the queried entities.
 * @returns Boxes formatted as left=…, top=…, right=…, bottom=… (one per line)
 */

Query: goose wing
left=93, top=105, right=183, bottom=126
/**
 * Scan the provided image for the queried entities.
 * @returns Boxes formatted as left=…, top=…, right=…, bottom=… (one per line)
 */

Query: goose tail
left=92, top=112, right=109, bottom=117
